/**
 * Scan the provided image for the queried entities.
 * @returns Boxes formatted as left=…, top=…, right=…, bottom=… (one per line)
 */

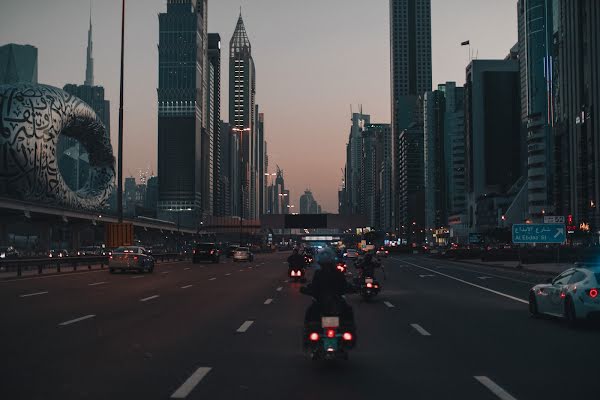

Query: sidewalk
left=454, top=259, right=572, bottom=276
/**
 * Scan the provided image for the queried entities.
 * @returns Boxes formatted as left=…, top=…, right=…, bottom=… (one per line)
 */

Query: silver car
left=109, top=246, right=155, bottom=274
left=529, top=266, right=600, bottom=325
left=233, top=247, right=254, bottom=262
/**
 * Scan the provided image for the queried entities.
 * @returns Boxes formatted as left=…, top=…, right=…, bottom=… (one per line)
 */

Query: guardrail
left=0, top=253, right=187, bottom=278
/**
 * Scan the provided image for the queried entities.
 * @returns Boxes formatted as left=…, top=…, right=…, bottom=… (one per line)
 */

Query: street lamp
left=232, top=127, right=251, bottom=244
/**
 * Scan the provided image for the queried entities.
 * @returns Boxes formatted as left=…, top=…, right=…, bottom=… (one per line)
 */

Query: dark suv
left=192, top=243, right=220, bottom=264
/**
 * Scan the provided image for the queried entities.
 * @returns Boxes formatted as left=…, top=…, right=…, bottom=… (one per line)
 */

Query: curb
left=447, top=258, right=564, bottom=277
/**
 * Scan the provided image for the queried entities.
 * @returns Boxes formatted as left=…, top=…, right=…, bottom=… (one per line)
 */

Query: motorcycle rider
left=287, top=248, right=305, bottom=276
left=356, top=252, right=385, bottom=283
left=300, top=248, right=356, bottom=346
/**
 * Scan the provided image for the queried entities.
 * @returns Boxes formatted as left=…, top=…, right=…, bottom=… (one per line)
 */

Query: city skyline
left=0, top=0, right=518, bottom=212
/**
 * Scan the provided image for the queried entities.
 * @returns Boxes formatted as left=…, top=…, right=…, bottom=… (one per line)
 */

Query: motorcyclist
left=300, top=248, right=356, bottom=345
left=287, top=248, right=305, bottom=275
left=356, top=252, right=382, bottom=280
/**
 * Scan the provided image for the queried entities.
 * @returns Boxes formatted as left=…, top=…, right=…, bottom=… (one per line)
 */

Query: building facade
left=390, top=0, right=432, bottom=231
left=443, top=82, right=467, bottom=219
left=424, top=87, right=446, bottom=230
left=0, top=44, right=38, bottom=84
left=157, top=0, right=208, bottom=227
left=208, top=33, right=222, bottom=217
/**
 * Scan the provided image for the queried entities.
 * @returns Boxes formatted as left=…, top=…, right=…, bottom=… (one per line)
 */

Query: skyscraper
left=443, top=82, right=466, bottom=218
left=0, top=44, right=38, bottom=84
left=424, top=87, right=446, bottom=230
left=229, top=12, right=257, bottom=220
left=208, top=33, right=222, bottom=217
left=346, top=112, right=371, bottom=215
left=85, top=9, right=94, bottom=87
left=390, top=0, right=432, bottom=231
left=157, top=0, right=207, bottom=227
left=218, top=121, right=233, bottom=217
left=257, top=111, right=267, bottom=215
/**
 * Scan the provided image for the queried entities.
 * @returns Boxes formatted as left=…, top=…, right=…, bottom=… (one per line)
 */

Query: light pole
left=232, top=127, right=251, bottom=244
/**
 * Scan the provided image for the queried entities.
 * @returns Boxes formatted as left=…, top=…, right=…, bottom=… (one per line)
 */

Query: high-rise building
left=300, top=190, right=320, bottom=214
left=229, top=12, right=258, bottom=220
left=257, top=112, right=267, bottom=215
left=0, top=44, right=38, bottom=84
left=443, top=82, right=466, bottom=218
left=518, top=0, right=555, bottom=219
left=218, top=121, right=233, bottom=217
left=59, top=12, right=110, bottom=193
left=124, top=177, right=137, bottom=216
left=424, top=86, right=446, bottom=230
left=157, top=0, right=207, bottom=227
left=465, top=59, right=522, bottom=231
left=362, top=124, right=390, bottom=229
left=390, top=0, right=432, bottom=231
left=145, top=176, right=159, bottom=216
left=208, top=34, right=222, bottom=217
left=345, top=112, right=371, bottom=215
left=553, top=0, right=600, bottom=229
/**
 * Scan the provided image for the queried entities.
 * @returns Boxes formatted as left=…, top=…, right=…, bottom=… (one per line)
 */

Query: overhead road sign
left=512, top=224, right=565, bottom=244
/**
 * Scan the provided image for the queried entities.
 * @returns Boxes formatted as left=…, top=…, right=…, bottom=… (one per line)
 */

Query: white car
left=344, top=249, right=359, bottom=260
left=529, top=266, right=600, bottom=325
left=233, top=247, right=254, bottom=262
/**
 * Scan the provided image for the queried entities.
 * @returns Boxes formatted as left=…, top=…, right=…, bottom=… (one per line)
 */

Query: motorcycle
left=304, top=255, right=314, bottom=266
left=305, top=314, right=355, bottom=361
left=336, top=262, right=347, bottom=273
left=289, top=265, right=306, bottom=282
left=359, top=275, right=381, bottom=301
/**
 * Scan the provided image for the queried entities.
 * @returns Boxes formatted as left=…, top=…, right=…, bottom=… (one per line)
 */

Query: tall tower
left=85, top=3, right=94, bottom=87
left=229, top=12, right=257, bottom=219
left=390, top=0, right=432, bottom=231
left=157, top=0, right=208, bottom=227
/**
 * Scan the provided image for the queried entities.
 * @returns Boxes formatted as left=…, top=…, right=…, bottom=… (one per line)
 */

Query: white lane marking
left=140, top=295, right=160, bottom=302
left=402, top=261, right=528, bottom=305
left=239, top=269, right=245, bottom=272
left=419, top=274, right=436, bottom=278
left=478, top=276, right=493, bottom=280
left=88, top=281, right=107, bottom=286
left=410, top=323, right=432, bottom=336
left=170, top=367, right=212, bottom=399
left=161, top=271, right=170, bottom=275
left=283, top=280, right=289, bottom=283
left=131, top=275, right=145, bottom=279
left=20, top=291, right=48, bottom=298
left=184, top=267, right=191, bottom=271
left=236, top=320, right=254, bottom=333
left=384, top=301, right=395, bottom=308
left=59, top=314, right=95, bottom=326
left=181, top=285, right=193, bottom=289
left=474, top=376, right=518, bottom=400
left=264, top=298, right=273, bottom=305
left=276, top=286, right=283, bottom=292
left=208, top=277, right=217, bottom=281
left=225, top=273, right=232, bottom=276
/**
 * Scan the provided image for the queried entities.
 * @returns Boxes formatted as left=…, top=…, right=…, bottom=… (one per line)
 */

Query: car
left=233, top=247, right=254, bottom=262
left=109, top=246, right=155, bottom=274
left=193, top=243, right=220, bottom=264
left=529, top=266, right=600, bottom=325
left=0, top=246, right=20, bottom=259
left=344, top=249, right=359, bottom=260
left=226, top=245, right=240, bottom=258
left=376, top=247, right=389, bottom=258
left=48, top=249, right=69, bottom=258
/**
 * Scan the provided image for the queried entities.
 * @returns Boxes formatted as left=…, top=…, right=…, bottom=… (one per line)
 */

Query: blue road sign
left=512, top=224, right=566, bottom=244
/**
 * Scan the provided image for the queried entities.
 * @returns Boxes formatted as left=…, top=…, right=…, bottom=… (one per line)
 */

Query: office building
left=157, top=0, right=208, bottom=227
left=0, top=43, right=38, bottom=84
left=424, top=87, right=446, bottom=230
left=229, top=12, right=257, bottom=220
left=217, top=121, right=234, bottom=217
left=145, top=176, right=159, bottom=216
left=390, top=0, right=432, bottom=231
left=443, top=82, right=467, bottom=218
left=344, top=112, right=371, bottom=215
left=465, top=59, right=522, bottom=231
left=208, top=34, right=222, bottom=216
left=300, top=190, right=320, bottom=215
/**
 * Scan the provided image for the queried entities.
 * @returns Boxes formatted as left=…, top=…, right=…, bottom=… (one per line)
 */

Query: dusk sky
left=0, top=0, right=517, bottom=212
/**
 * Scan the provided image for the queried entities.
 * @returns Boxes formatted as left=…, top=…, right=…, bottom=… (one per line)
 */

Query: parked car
left=48, top=249, right=69, bottom=258
left=0, top=246, right=20, bottom=259
left=109, top=246, right=155, bottom=274
left=226, top=245, right=240, bottom=258
left=233, top=247, right=254, bottom=262
left=192, top=243, right=220, bottom=264
left=529, top=265, right=600, bottom=325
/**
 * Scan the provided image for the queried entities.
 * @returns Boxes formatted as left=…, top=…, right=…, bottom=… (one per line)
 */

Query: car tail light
left=134, top=256, right=139, bottom=261
left=588, top=288, right=599, bottom=298
left=109, top=256, right=113, bottom=260
left=210, top=250, right=215, bottom=255
left=309, top=332, right=319, bottom=341
left=326, top=329, right=335, bottom=338
left=560, top=292, right=566, bottom=299
left=342, top=332, right=353, bottom=341
left=366, top=283, right=373, bottom=288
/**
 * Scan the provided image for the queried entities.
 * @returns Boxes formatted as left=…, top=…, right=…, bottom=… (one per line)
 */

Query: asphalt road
left=1, top=252, right=598, bottom=400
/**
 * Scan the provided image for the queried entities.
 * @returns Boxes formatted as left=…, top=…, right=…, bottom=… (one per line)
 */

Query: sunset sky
left=0, top=0, right=517, bottom=212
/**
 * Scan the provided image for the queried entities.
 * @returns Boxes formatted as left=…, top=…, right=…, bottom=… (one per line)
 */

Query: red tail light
left=366, top=283, right=373, bottom=288
left=589, top=288, right=599, bottom=298
left=133, top=256, right=139, bottom=261
left=109, top=256, right=113, bottom=260
left=326, top=329, right=336, bottom=338
left=342, top=332, right=353, bottom=341
left=309, top=332, right=319, bottom=341
left=560, top=292, right=566, bottom=299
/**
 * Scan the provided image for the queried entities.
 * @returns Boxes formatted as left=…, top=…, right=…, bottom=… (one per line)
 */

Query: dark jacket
left=301, top=265, right=351, bottom=304
left=287, top=253, right=305, bottom=268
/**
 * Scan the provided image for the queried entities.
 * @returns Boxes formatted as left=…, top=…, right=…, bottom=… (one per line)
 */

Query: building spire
left=84, top=0, right=94, bottom=86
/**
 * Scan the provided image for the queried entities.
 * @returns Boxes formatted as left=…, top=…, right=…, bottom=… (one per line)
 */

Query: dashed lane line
left=276, top=286, right=283, bottom=292
left=170, top=367, right=212, bottom=399
left=410, top=323, right=432, bottom=336
left=402, top=261, right=528, bottom=305
left=140, top=295, right=160, bottom=302
left=384, top=301, right=395, bottom=308
left=181, top=285, right=193, bottom=289
left=20, top=291, right=48, bottom=298
left=59, top=314, right=95, bottom=326
left=208, top=277, right=217, bottom=281
left=236, top=320, right=254, bottom=333
left=474, top=376, right=518, bottom=400
left=88, top=282, right=107, bottom=286
left=131, top=275, right=145, bottom=279
left=264, top=298, right=273, bottom=305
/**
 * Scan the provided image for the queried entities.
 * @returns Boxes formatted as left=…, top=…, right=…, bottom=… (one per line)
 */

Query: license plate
left=321, top=316, right=339, bottom=328
left=365, top=278, right=374, bottom=284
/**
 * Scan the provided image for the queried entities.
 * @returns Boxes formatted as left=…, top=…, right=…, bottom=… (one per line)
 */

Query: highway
left=1, top=252, right=598, bottom=399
